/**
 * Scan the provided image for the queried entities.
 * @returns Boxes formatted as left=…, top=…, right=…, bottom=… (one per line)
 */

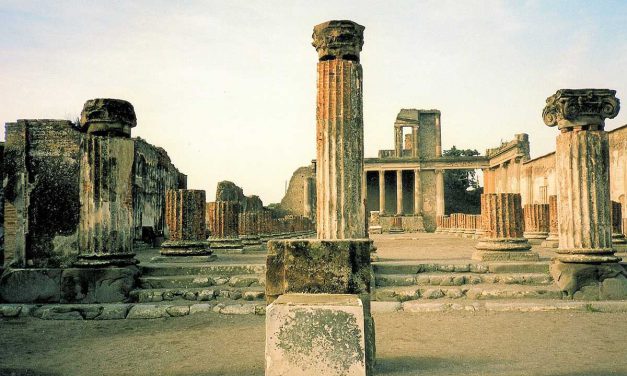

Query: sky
left=1, top=0, right=626, bottom=204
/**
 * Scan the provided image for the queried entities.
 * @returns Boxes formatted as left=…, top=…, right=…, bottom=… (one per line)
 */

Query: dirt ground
left=1, top=310, right=626, bottom=376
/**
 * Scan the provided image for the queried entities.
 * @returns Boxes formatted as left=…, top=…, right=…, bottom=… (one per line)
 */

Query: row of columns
left=374, top=168, right=443, bottom=216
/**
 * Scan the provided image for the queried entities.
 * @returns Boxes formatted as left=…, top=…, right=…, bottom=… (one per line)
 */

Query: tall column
left=543, top=89, right=627, bottom=296
left=435, top=169, right=445, bottom=216
left=523, top=203, right=550, bottom=242
left=379, top=170, right=386, bottom=215
left=266, top=21, right=373, bottom=375
left=541, top=195, right=559, bottom=248
left=396, top=170, right=403, bottom=215
left=473, top=193, right=537, bottom=261
left=611, top=201, right=626, bottom=244
left=161, top=189, right=210, bottom=256
left=76, top=99, right=137, bottom=267
left=394, top=127, right=403, bottom=157
left=413, top=168, right=422, bottom=215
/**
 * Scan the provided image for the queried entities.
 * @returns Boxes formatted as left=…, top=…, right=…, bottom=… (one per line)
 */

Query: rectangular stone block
left=266, top=294, right=370, bottom=376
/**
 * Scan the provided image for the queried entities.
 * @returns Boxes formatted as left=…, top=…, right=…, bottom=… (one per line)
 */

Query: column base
left=160, top=240, right=212, bottom=256
left=473, top=238, right=537, bottom=261
left=240, top=235, right=262, bottom=247
left=555, top=248, right=620, bottom=263
left=74, top=253, right=138, bottom=267
left=550, top=259, right=627, bottom=298
left=612, top=233, right=626, bottom=244
left=523, top=231, right=549, bottom=240
left=541, top=233, right=559, bottom=248
left=463, top=229, right=476, bottom=238
left=209, top=237, right=244, bottom=253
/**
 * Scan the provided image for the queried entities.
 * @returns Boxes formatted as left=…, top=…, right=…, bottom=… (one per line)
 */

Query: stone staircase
left=372, top=260, right=566, bottom=302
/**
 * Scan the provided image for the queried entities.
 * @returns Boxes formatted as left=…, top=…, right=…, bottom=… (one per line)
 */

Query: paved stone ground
left=1, top=310, right=626, bottom=376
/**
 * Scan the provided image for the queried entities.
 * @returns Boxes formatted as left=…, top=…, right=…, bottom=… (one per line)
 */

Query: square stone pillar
left=543, top=89, right=627, bottom=297
left=473, top=193, right=537, bottom=261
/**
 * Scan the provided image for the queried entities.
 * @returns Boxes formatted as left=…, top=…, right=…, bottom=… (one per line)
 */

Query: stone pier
left=76, top=100, right=137, bottom=267
left=541, top=195, right=559, bottom=248
left=523, top=203, right=550, bottom=242
left=473, top=193, right=537, bottom=261
left=611, top=201, right=626, bottom=245
left=543, top=89, right=627, bottom=297
left=160, top=189, right=210, bottom=256
left=208, top=201, right=243, bottom=253
left=266, top=20, right=374, bottom=376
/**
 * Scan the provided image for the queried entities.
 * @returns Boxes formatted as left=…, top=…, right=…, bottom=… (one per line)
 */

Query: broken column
left=523, top=203, right=550, bottom=243
left=473, top=193, right=537, bottom=261
left=543, top=89, right=627, bottom=297
left=541, top=195, right=559, bottom=248
left=463, top=214, right=476, bottom=238
left=239, top=212, right=262, bottom=248
left=208, top=201, right=243, bottom=253
left=611, top=201, right=626, bottom=245
left=474, top=214, right=484, bottom=239
left=160, top=189, right=210, bottom=256
left=266, top=20, right=373, bottom=376
left=76, top=99, right=137, bottom=267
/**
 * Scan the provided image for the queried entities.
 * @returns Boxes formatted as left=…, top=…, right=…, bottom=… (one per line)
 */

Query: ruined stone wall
left=215, top=180, right=263, bottom=212
left=279, top=165, right=315, bottom=217
left=418, top=112, right=438, bottom=159
left=133, top=138, right=185, bottom=242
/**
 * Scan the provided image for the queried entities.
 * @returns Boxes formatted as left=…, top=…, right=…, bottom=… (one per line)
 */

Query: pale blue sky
left=2, top=1, right=626, bottom=203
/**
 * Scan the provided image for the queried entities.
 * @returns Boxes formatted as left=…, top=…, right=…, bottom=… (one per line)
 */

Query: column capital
left=543, top=89, right=620, bottom=131
left=312, top=20, right=364, bottom=62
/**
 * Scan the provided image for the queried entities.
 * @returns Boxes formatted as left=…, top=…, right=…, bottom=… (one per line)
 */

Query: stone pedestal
left=523, top=203, right=550, bottom=242
left=541, top=195, right=559, bottom=248
left=543, top=89, right=627, bottom=297
left=160, top=189, right=210, bottom=256
left=474, top=193, right=537, bottom=261
left=266, top=294, right=370, bottom=376
left=611, top=201, right=626, bottom=245
left=76, top=134, right=137, bottom=266
left=208, top=201, right=243, bottom=253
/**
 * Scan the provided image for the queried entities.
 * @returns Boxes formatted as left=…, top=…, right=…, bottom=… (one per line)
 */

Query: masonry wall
left=279, top=165, right=315, bottom=217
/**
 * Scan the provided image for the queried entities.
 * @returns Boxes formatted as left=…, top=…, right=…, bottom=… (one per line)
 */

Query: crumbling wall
left=215, top=180, right=263, bottom=212
left=279, top=165, right=315, bottom=216
left=3, top=120, right=81, bottom=267
left=133, top=138, right=186, bottom=243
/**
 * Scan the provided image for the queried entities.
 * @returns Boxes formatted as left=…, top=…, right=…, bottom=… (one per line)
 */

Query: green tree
left=442, top=146, right=483, bottom=214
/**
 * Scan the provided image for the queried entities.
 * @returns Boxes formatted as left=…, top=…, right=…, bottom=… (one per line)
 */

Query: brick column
left=523, top=204, right=550, bottom=242
left=239, top=212, right=262, bottom=248
left=541, top=195, right=559, bottom=248
left=161, top=189, right=210, bottom=256
left=543, top=89, right=627, bottom=296
left=473, top=193, right=537, bottom=261
left=611, top=201, right=626, bottom=245
left=208, top=201, right=243, bottom=252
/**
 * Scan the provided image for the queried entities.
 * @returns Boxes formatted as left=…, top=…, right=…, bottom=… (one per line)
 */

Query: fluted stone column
left=239, top=212, right=262, bottom=248
left=396, top=170, right=403, bottom=215
left=541, top=195, right=559, bottom=248
left=473, top=193, right=537, bottom=261
left=523, top=204, right=550, bottom=242
left=474, top=215, right=484, bottom=239
left=435, top=169, right=445, bottom=217
left=543, top=89, right=627, bottom=296
left=208, top=201, right=243, bottom=252
left=160, top=189, right=210, bottom=256
left=463, top=214, right=476, bottom=238
left=611, top=201, right=626, bottom=245
left=378, top=170, right=386, bottom=215
left=435, top=215, right=444, bottom=233
left=76, top=100, right=137, bottom=267
left=266, top=21, right=374, bottom=375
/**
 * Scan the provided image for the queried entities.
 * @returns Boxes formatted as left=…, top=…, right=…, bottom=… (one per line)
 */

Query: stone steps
left=130, top=285, right=266, bottom=303
left=375, top=272, right=552, bottom=287
left=139, top=274, right=265, bottom=289
left=372, top=283, right=565, bottom=302
left=140, top=263, right=265, bottom=277
left=373, top=261, right=549, bottom=275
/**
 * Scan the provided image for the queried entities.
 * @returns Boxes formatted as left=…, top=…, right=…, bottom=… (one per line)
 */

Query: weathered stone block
left=60, top=266, right=139, bottom=303
left=550, top=260, right=627, bottom=297
left=0, top=269, right=61, bottom=303
left=266, top=294, right=371, bottom=376
left=266, top=239, right=371, bottom=303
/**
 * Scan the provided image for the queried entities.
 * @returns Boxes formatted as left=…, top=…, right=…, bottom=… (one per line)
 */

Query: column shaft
left=379, top=170, right=385, bottom=215
left=414, top=168, right=422, bottom=215
left=435, top=170, right=445, bottom=216
left=396, top=170, right=403, bottom=215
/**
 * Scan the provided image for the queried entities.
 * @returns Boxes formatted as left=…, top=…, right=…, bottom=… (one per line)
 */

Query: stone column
left=76, top=99, right=137, bottom=267
left=473, top=193, right=537, bottom=261
left=396, top=170, right=403, bottom=215
left=160, top=189, right=210, bottom=256
left=464, top=214, right=476, bottom=238
left=239, top=212, right=262, bottom=248
left=523, top=203, right=550, bottom=242
left=303, top=177, right=314, bottom=220
left=435, top=169, right=444, bottom=216
left=474, top=215, right=484, bottom=239
left=435, top=112, right=442, bottom=157
left=266, top=20, right=373, bottom=375
left=543, top=89, right=627, bottom=296
left=394, top=127, right=403, bottom=158
left=414, top=168, right=422, bottom=215
left=412, top=126, right=420, bottom=158
left=379, top=170, right=386, bottom=215
left=611, top=201, right=626, bottom=245
left=208, top=201, right=243, bottom=252
left=541, top=195, right=559, bottom=248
